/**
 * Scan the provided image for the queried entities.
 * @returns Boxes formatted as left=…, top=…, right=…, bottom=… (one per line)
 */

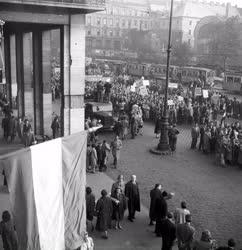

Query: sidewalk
left=0, top=171, right=178, bottom=250
left=87, top=172, right=178, bottom=250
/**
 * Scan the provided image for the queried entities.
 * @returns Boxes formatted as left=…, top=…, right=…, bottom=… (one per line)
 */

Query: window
left=110, top=7, right=113, bottom=15
left=103, top=18, right=107, bottom=25
left=122, top=19, right=125, bottom=27
left=116, top=30, right=119, bottom=37
left=97, top=29, right=101, bottom=36
left=109, top=18, right=113, bottom=27
left=234, top=77, right=241, bottom=83
left=134, top=20, right=137, bottom=26
left=227, top=77, right=233, bottom=84
left=144, top=21, right=147, bottom=29
left=109, top=30, right=113, bottom=37
left=96, top=39, right=102, bottom=48
left=116, top=18, right=119, bottom=27
left=103, top=29, right=107, bottom=36
left=87, top=38, right=92, bottom=48
left=114, top=40, right=121, bottom=50
left=189, top=30, right=191, bottom=35
left=106, top=39, right=112, bottom=49
left=87, top=16, right=91, bottom=25
left=176, top=20, right=179, bottom=25
left=188, top=39, right=191, bottom=45
left=128, top=19, right=131, bottom=27
left=87, top=30, right=91, bottom=36
left=189, top=20, right=192, bottom=25
left=97, top=17, right=101, bottom=26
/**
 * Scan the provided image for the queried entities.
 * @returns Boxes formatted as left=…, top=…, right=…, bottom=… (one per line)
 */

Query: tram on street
left=223, top=72, right=242, bottom=93
left=177, top=66, right=216, bottom=86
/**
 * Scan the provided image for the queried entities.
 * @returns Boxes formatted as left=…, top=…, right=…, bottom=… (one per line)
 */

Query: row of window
left=87, top=29, right=121, bottom=37
left=105, top=6, right=149, bottom=17
left=86, top=16, right=149, bottom=29
left=86, top=38, right=122, bottom=50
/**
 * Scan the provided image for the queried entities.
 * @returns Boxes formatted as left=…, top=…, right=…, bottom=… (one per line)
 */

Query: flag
left=0, top=131, right=87, bottom=250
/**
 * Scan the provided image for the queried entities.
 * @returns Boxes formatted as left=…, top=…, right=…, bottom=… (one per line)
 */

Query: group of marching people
left=148, top=183, right=237, bottom=250
left=190, top=115, right=242, bottom=167
left=86, top=174, right=140, bottom=239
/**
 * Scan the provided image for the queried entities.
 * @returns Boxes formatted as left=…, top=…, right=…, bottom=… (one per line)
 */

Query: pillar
left=9, top=34, right=18, bottom=116
left=42, top=30, right=52, bottom=136
left=23, top=32, right=34, bottom=123
left=63, top=14, right=85, bottom=136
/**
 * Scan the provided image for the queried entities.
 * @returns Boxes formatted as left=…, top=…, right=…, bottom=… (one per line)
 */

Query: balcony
left=0, top=0, right=106, bottom=12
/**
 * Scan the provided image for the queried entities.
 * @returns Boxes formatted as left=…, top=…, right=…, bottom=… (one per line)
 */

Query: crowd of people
left=85, top=173, right=238, bottom=250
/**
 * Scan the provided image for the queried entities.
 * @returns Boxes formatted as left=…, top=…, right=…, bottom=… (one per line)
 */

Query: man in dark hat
left=176, top=214, right=195, bottom=250
left=160, top=212, right=176, bottom=250
left=217, top=238, right=236, bottom=250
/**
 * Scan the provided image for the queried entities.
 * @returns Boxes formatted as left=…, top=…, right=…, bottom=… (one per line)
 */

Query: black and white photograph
left=0, top=0, right=242, bottom=249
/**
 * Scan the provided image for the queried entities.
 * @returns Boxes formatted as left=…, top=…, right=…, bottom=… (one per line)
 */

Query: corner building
left=0, top=0, right=105, bottom=136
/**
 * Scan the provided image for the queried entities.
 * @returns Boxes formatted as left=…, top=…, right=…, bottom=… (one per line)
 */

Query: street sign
left=139, top=86, right=148, bottom=96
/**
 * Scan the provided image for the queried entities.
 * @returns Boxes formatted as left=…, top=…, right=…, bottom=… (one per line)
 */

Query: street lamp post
left=151, top=0, right=174, bottom=154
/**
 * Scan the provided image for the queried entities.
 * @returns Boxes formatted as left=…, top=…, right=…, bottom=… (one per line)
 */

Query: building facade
left=85, top=0, right=151, bottom=59
left=0, top=0, right=105, bottom=136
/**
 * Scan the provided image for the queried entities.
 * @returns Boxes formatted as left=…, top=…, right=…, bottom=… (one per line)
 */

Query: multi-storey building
left=0, top=0, right=105, bottom=136
left=85, top=0, right=151, bottom=59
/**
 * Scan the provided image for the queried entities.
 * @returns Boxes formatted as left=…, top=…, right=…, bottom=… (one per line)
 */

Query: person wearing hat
left=176, top=214, right=195, bottom=250
left=193, top=230, right=217, bottom=250
left=95, top=189, right=113, bottom=239
left=216, top=238, right=236, bottom=250
left=159, top=212, right=176, bottom=250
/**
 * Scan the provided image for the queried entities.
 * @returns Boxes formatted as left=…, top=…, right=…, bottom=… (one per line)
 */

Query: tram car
left=223, top=72, right=242, bottom=93
left=177, top=66, right=215, bottom=86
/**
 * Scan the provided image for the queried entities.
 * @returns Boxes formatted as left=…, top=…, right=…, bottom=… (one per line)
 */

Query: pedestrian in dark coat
left=160, top=212, right=176, bottom=250
left=0, top=210, right=18, bottom=250
left=155, top=192, right=168, bottom=237
left=1, top=115, right=10, bottom=141
left=125, top=175, right=140, bottom=222
left=154, top=116, right=161, bottom=138
left=149, top=184, right=162, bottom=226
left=86, top=187, right=95, bottom=232
left=111, top=187, right=127, bottom=229
left=9, top=116, right=16, bottom=142
left=191, top=123, right=200, bottom=149
left=51, top=116, right=60, bottom=139
left=95, top=189, right=113, bottom=239
left=168, top=124, right=180, bottom=152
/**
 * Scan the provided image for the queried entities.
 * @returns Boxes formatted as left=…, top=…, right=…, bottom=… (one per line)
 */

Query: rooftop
left=0, top=0, right=106, bottom=13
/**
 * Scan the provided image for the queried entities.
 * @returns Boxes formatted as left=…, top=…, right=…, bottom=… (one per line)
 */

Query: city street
left=100, top=122, right=242, bottom=248
left=0, top=122, right=242, bottom=249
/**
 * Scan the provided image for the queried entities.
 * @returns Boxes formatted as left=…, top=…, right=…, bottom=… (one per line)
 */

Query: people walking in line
left=125, top=175, right=140, bottom=222
left=95, top=189, right=113, bottom=239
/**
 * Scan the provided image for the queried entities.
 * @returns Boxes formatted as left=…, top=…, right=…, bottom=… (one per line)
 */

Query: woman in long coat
left=149, top=184, right=162, bottom=226
left=86, top=187, right=95, bottom=232
left=111, top=188, right=127, bottom=229
left=154, top=115, right=161, bottom=138
left=95, top=189, right=113, bottom=239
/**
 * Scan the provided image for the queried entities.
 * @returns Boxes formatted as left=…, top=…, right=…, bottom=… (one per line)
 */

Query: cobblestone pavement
left=100, top=122, right=242, bottom=248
